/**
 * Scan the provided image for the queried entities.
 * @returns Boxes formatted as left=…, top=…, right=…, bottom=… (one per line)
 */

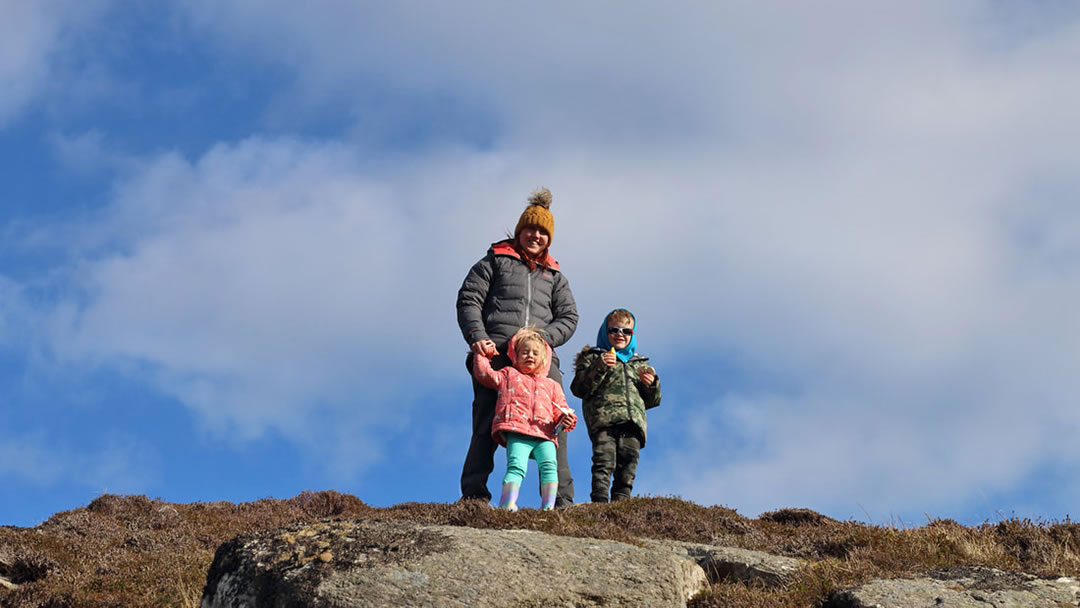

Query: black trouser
left=460, top=353, right=575, bottom=506
left=590, top=423, right=642, bottom=503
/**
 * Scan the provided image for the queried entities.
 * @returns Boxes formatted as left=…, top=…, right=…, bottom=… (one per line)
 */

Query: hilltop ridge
left=2, top=491, right=1079, bottom=606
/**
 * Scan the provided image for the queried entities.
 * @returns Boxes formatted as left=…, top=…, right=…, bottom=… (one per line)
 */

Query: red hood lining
left=490, top=240, right=560, bottom=271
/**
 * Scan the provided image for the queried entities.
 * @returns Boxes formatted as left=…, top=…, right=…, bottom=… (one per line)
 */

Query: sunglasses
left=606, top=327, right=634, bottom=336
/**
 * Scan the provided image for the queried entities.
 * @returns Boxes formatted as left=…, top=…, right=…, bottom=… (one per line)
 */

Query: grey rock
left=0, top=550, right=17, bottom=590
left=647, top=540, right=803, bottom=587
left=827, top=565, right=1080, bottom=608
left=202, top=519, right=710, bottom=607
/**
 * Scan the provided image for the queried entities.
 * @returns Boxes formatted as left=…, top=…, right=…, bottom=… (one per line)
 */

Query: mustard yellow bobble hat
left=514, top=187, right=554, bottom=244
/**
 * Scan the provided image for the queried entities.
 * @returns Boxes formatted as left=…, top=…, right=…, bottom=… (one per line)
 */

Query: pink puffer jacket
left=473, top=331, right=577, bottom=447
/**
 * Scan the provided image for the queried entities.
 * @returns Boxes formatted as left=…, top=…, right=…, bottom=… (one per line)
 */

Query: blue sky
left=3, top=1, right=1080, bottom=528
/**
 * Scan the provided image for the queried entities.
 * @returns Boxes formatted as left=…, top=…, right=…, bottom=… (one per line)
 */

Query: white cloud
left=7, top=2, right=1080, bottom=517
left=0, top=276, right=27, bottom=346
left=40, top=127, right=1080, bottom=514
left=565, top=153, right=1080, bottom=517
left=644, top=386, right=1069, bottom=519
left=46, top=129, right=127, bottom=175
left=0, top=434, right=65, bottom=485
left=173, top=3, right=1080, bottom=148
left=40, top=138, right=568, bottom=474
left=0, top=0, right=114, bottom=126
left=51, top=140, right=420, bottom=427
left=0, top=431, right=154, bottom=491
left=0, top=1, right=59, bottom=124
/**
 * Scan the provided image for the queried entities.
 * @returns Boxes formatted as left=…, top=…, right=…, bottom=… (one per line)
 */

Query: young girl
left=474, top=328, right=577, bottom=510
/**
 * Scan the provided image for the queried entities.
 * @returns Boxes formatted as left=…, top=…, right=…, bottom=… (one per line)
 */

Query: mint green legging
left=503, top=433, right=559, bottom=486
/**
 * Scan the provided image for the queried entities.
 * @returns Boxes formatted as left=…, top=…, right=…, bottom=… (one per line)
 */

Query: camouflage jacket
left=570, top=347, right=661, bottom=446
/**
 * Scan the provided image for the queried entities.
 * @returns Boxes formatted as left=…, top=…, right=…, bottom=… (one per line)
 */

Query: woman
left=456, top=187, right=578, bottom=507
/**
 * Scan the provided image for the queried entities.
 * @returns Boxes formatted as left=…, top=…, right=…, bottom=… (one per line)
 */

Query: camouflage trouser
left=589, top=423, right=642, bottom=503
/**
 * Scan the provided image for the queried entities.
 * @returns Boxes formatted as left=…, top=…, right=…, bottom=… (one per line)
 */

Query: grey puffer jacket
left=457, top=240, right=578, bottom=356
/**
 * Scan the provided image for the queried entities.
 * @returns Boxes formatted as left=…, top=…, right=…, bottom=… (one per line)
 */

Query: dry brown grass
left=1, top=493, right=1078, bottom=607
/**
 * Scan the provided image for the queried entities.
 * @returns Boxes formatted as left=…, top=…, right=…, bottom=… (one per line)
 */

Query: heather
left=2, top=492, right=1078, bottom=607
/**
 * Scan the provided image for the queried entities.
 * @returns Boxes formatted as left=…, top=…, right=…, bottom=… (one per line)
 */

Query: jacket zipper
left=524, top=268, right=533, bottom=328
left=623, top=361, right=634, bottom=420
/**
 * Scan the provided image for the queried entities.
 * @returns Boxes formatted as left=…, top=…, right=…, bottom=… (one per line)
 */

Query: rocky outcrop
left=201, top=519, right=804, bottom=607
left=201, top=518, right=1080, bottom=608
left=826, top=565, right=1080, bottom=608
left=0, top=550, right=19, bottom=590
left=649, top=540, right=802, bottom=588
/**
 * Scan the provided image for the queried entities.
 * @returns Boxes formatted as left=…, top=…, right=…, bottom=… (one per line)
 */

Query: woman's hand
left=470, top=340, right=498, bottom=357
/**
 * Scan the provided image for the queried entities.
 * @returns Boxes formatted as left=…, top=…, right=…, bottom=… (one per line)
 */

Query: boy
left=570, top=309, right=661, bottom=503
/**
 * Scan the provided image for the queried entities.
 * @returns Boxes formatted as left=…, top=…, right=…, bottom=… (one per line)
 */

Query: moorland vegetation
left=1, top=491, right=1078, bottom=607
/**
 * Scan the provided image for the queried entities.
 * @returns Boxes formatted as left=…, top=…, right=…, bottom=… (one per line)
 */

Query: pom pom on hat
left=528, top=188, right=552, bottom=209
left=515, top=187, right=555, bottom=243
